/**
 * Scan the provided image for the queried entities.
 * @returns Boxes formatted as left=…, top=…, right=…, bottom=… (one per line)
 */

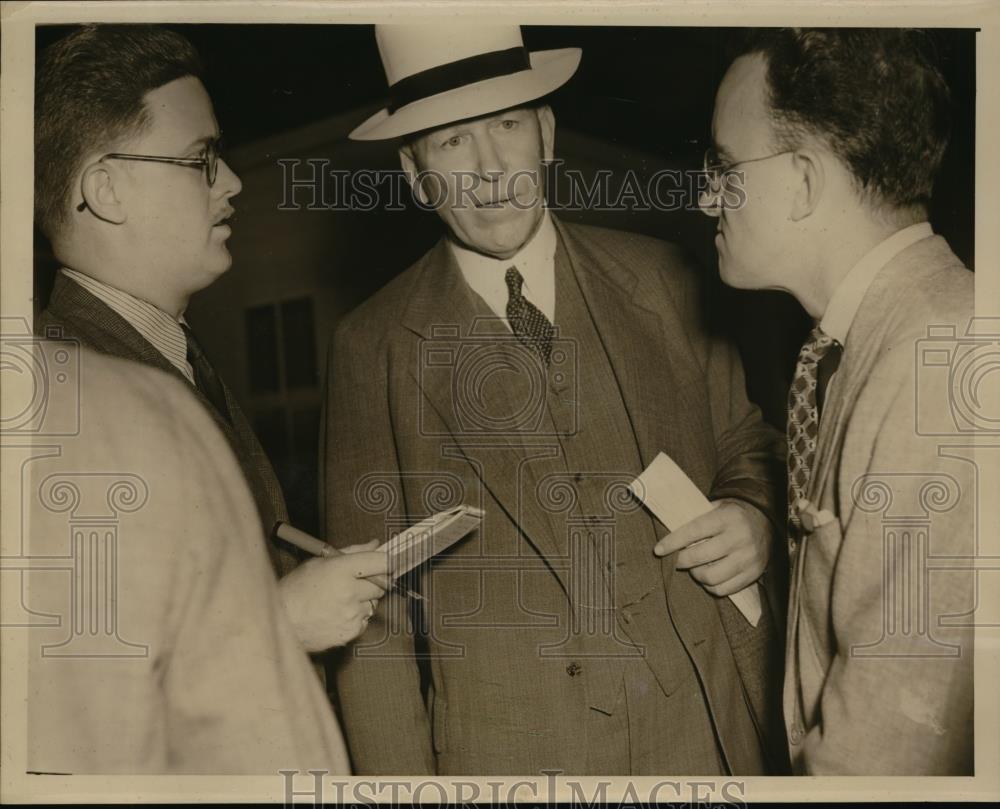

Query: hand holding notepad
left=275, top=505, right=483, bottom=600
left=629, top=452, right=763, bottom=626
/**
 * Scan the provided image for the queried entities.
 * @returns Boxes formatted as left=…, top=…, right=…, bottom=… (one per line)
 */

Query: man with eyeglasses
left=702, top=29, right=974, bottom=774
left=30, top=24, right=388, bottom=770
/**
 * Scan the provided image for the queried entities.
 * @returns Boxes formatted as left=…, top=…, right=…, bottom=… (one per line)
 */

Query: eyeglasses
left=703, top=146, right=794, bottom=186
left=76, top=137, right=222, bottom=212
left=700, top=146, right=794, bottom=215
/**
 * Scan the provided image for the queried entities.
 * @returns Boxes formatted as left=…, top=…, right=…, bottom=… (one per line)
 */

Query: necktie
left=787, top=326, right=840, bottom=533
left=505, top=266, right=554, bottom=364
left=181, top=323, right=232, bottom=424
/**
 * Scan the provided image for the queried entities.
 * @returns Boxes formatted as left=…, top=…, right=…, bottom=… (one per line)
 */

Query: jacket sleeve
left=801, top=346, right=974, bottom=774
left=320, top=319, right=436, bottom=775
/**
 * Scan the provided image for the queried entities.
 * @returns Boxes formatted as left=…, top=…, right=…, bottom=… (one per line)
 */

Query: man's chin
left=458, top=228, right=534, bottom=260
left=718, top=259, right=751, bottom=289
left=206, top=250, right=234, bottom=279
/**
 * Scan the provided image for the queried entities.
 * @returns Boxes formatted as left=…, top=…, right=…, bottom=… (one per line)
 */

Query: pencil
left=275, top=521, right=340, bottom=558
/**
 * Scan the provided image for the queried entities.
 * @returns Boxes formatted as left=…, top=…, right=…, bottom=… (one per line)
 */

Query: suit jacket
left=784, top=234, right=975, bottom=774
left=27, top=349, right=349, bottom=773
left=323, top=217, right=788, bottom=775
left=36, top=272, right=297, bottom=577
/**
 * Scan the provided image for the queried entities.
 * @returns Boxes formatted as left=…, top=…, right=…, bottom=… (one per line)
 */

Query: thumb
left=346, top=550, right=390, bottom=578
left=341, top=538, right=380, bottom=554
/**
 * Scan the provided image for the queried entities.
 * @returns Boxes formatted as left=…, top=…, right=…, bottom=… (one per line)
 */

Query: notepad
left=629, top=452, right=762, bottom=626
left=379, top=505, right=484, bottom=579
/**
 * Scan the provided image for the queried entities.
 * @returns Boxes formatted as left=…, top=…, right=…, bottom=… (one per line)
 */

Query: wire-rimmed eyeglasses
left=700, top=145, right=794, bottom=215
left=702, top=145, right=793, bottom=189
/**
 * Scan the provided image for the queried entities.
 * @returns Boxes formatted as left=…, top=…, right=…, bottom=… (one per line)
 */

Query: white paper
left=378, top=505, right=484, bottom=579
left=629, top=452, right=762, bottom=626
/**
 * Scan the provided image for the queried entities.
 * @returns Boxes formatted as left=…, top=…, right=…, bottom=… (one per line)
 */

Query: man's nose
left=698, top=184, right=722, bottom=218
left=473, top=135, right=505, bottom=180
left=215, top=158, right=243, bottom=198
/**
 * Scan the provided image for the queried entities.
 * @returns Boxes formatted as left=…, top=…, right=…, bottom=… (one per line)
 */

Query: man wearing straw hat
left=324, top=24, right=787, bottom=775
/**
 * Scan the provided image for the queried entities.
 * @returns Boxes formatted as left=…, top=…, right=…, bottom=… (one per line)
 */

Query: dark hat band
left=387, top=46, right=531, bottom=114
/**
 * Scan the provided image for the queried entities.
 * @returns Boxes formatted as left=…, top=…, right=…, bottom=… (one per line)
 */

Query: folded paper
left=629, top=452, right=762, bottom=626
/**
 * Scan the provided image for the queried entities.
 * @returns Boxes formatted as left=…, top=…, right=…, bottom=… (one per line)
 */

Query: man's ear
left=398, top=142, right=430, bottom=206
left=789, top=148, right=824, bottom=222
left=79, top=162, right=127, bottom=224
left=536, top=105, right=556, bottom=163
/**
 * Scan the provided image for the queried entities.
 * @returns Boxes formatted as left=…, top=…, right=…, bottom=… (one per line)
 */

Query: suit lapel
left=44, top=274, right=245, bottom=457
left=554, top=221, right=717, bottom=590
left=553, top=221, right=729, bottom=703
left=401, top=241, right=574, bottom=592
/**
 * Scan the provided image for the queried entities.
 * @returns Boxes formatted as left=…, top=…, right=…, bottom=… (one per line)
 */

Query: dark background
left=34, top=25, right=976, bottom=533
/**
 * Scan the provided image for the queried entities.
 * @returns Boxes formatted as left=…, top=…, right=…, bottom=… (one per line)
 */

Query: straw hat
left=350, top=24, right=581, bottom=141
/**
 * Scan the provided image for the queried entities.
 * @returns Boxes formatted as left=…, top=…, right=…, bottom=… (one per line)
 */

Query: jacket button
left=789, top=724, right=804, bottom=745
left=566, top=662, right=582, bottom=677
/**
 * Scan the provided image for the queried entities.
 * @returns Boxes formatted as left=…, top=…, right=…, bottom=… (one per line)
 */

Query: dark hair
left=34, top=24, right=204, bottom=240
left=734, top=28, right=952, bottom=210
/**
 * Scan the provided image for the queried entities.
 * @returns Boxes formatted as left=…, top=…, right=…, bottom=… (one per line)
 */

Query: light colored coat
left=784, top=235, right=976, bottom=774
left=37, top=273, right=298, bottom=577
left=27, top=349, right=349, bottom=773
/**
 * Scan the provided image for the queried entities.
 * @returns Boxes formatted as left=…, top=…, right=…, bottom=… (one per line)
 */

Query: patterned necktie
left=787, top=326, right=840, bottom=533
left=505, top=266, right=554, bottom=364
left=181, top=323, right=232, bottom=425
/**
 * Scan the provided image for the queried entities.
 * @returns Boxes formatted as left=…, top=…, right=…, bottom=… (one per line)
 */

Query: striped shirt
left=61, top=268, right=195, bottom=385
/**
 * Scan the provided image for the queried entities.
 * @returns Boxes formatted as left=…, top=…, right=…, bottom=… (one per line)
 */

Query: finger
left=674, top=534, right=734, bottom=570
left=364, top=573, right=390, bottom=591
left=654, top=527, right=694, bottom=558
left=341, top=539, right=381, bottom=554
left=653, top=512, right=723, bottom=557
left=689, top=555, right=741, bottom=587
left=353, top=578, right=387, bottom=601
left=704, top=571, right=756, bottom=597
left=347, top=550, right=390, bottom=577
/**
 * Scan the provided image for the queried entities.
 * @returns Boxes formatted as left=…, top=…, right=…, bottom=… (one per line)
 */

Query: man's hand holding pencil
left=273, top=508, right=481, bottom=653
left=276, top=528, right=389, bottom=653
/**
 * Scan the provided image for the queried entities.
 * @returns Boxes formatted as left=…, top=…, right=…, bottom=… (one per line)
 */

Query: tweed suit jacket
left=784, top=234, right=975, bottom=774
left=322, top=217, right=788, bottom=775
left=36, top=272, right=297, bottom=577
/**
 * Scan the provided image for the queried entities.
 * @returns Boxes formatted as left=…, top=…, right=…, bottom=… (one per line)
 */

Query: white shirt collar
left=820, top=222, right=933, bottom=345
left=61, top=267, right=195, bottom=384
left=449, top=210, right=557, bottom=326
